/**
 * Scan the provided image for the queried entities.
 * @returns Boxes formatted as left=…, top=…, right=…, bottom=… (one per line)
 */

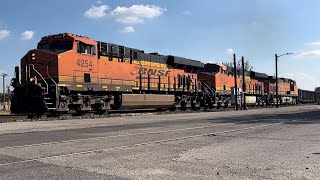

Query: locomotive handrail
left=29, top=64, right=49, bottom=94
left=201, top=82, right=216, bottom=94
left=47, top=66, right=58, bottom=99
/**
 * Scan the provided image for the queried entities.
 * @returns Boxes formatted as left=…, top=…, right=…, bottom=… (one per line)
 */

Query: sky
left=0, top=0, right=320, bottom=91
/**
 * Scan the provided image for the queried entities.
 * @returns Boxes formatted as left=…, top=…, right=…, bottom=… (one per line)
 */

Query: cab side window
left=77, top=41, right=96, bottom=56
left=92, top=46, right=96, bottom=55
left=85, top=45, right=91, bottom=54
left=77, top=42, right=81, bottom=53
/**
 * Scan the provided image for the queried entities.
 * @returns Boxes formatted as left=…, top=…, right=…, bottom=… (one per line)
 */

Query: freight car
left=10, top=33, right=300, bottom=115
left=298, top=89, right=315, bottom=103
left=298, top=89, right=320, bottom=103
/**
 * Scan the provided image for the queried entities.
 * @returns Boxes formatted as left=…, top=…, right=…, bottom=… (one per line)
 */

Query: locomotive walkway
left=0, top=105, right=319, bottom=179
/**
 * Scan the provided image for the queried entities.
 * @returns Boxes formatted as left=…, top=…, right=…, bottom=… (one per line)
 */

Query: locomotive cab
left=11, top=33, right=99, bottom=114
left=19, top=33, right=98, bottom=88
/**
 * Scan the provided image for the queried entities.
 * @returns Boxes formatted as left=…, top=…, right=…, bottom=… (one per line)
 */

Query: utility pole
left=1, top=73, right=8, bottom=110
left=6, top=85, right=10, bottom=109
left=275, top=54, right=279, bottom=108
left=241, top=56, right=246, bottom=110
left=275, top=53, right=293, bottom=108
left=233, top=54, right=238, bottom=110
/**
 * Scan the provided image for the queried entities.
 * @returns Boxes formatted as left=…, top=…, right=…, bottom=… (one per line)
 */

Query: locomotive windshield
left=37, top=41, right=73, bottom=52
left=204, top=64, right=220, bottom=73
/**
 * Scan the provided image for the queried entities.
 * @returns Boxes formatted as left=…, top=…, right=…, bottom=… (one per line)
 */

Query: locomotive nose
left=28, top=50, right=53, bottom=68
left=22, top=50, right=40, bottom=65
left=21, top=49, right=58, bottom=83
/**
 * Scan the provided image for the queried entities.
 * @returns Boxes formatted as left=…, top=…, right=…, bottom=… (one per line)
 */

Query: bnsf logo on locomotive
left=133, top=68, right=171, bottom=76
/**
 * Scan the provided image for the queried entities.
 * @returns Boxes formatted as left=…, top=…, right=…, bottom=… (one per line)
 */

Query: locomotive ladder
left=200, top=82, right=216, bottom=107
left=44, top=66, right=58, bottom=111
left=201, top=82, right=216, bottom=94
left=29, top=64, right=57, bottom=111
left=43, top=89, right=57, bottom=111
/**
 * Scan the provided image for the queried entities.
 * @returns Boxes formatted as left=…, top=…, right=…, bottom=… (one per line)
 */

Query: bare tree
left=222, top=60, right=253, bottom=71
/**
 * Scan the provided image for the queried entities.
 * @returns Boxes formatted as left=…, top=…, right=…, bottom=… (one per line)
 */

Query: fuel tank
left=245, top=96, right=257, bottom=105
left=120, top=94, right=175, bottom=109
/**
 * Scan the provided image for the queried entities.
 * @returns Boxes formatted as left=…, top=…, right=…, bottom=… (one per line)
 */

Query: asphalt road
left=0, top=105, right=319, bottom=180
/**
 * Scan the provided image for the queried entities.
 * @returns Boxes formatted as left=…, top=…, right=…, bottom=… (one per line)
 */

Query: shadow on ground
left=210, top=110, right=320, bottom=125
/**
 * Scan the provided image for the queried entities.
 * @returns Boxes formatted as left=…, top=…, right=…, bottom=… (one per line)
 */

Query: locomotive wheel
left=217, top=102, right=222, bottom=109
left=193, top=107, right=201, bottom=111
left=180, top=106, right=187, bottom=111
left=169, top=106, right=177, bottom=111
left=47, top=112, right=62, bottom=117
left=96, top=110, right=107, bottom=115
left=191, top=106, right=200, bottom=111
left=75, top=110, right=86, bottom=116
left=191, top=102, right=201, bottom=111
left=180, top=101, right=187, bottom=111
left=224, top=102, right=229, bottom=108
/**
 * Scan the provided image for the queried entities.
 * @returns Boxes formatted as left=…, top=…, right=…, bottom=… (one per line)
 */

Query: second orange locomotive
left=200, top=63, right=298, bottom=107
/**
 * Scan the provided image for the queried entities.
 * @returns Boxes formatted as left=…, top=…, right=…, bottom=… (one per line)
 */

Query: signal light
left=31, top=53, right=36, bottom=60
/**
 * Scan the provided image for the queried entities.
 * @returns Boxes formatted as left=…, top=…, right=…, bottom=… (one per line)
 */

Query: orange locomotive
left=199, top=63, right=298, bottom=107
left=11, top=33, right=298, bottom=115
left=11, top=33, right=208, bottom=115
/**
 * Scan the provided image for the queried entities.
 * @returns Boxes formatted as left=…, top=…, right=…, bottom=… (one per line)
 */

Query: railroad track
left=0, top=114, right=29, bottom=122
left=0, top=104, right=305, bottom=123
left=0, top=107, right=232, bottom=123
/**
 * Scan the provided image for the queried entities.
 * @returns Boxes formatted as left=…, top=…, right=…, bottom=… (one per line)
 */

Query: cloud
left=293, top=41, right=320, bottom=58
left=0, top=30, right=10, bottom=40
left=304, top=41, right=320, bottom=46
left=120, top=26, right=135, bottom=33
left=182, top=10, right=192, bottom=16
left=226, top=48, right=234, bottom=55
left=97, top=0, right=103, bottom=4
left=20, top=31, right=35, bottom=40
left=283, top=72, right=315, bottom=81
left=294, top=49, right=320, bottom=58
left=282, top=72, right=317, bottom=90
left=84, top=5, right=109, bottom=19
left=110, top=5, right=165, bottom=24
